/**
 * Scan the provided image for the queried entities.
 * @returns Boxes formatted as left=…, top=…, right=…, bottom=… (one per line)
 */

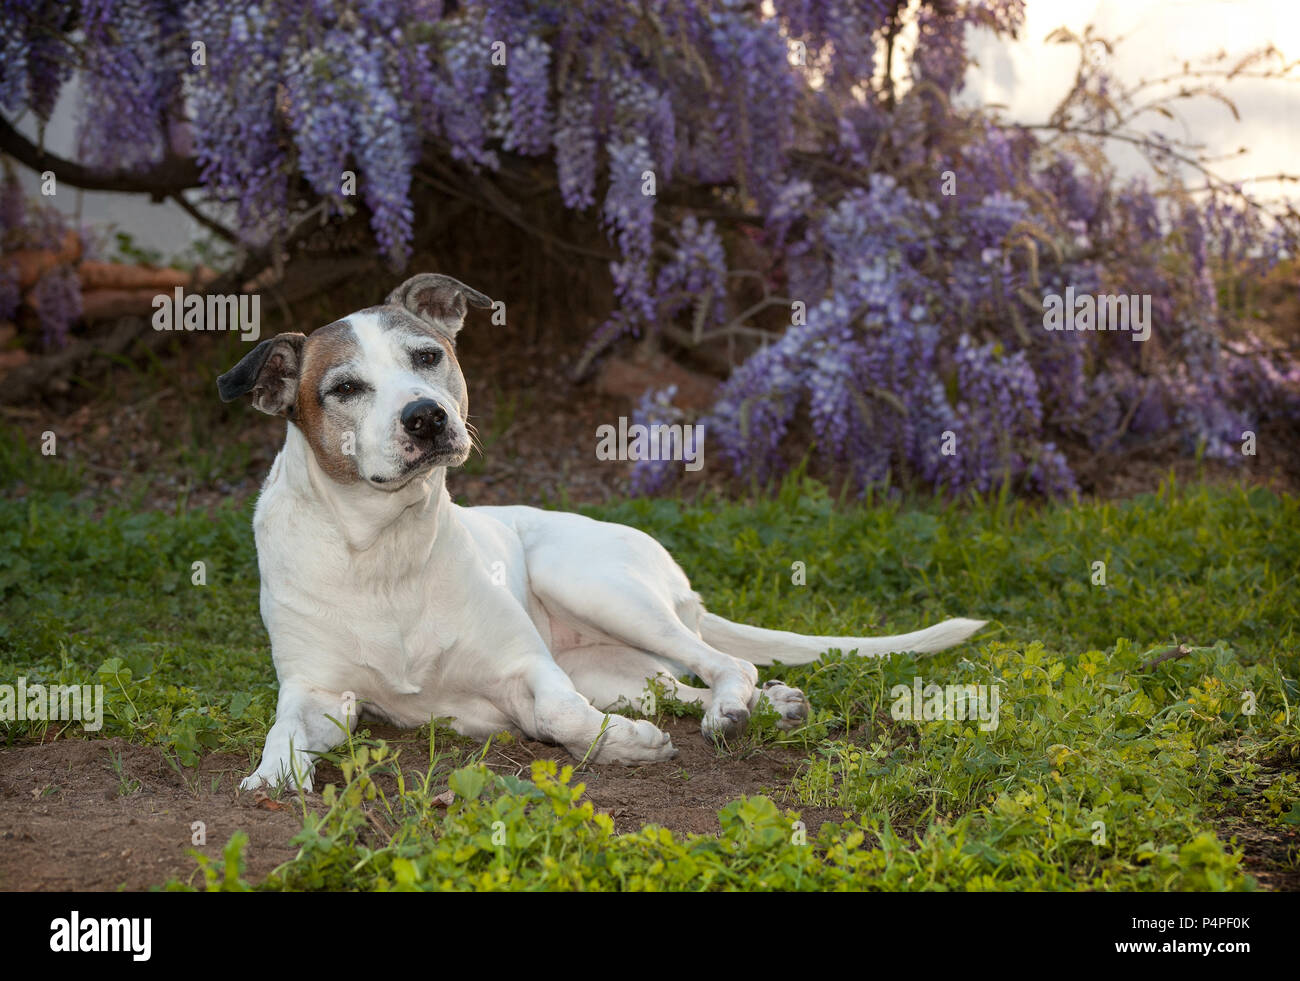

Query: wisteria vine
left=0, top=0, right=1296, bottom=495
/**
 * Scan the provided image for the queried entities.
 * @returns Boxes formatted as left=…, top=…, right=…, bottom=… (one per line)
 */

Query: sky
left=13, top=0, right=1299, bottom=258
left=963, top=0, right=1299, bottom=198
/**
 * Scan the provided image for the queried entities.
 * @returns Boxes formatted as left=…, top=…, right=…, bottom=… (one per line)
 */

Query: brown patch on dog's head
left=293, top=320, right=363, bottom=484
left=217, top=323, right=364, bottom=483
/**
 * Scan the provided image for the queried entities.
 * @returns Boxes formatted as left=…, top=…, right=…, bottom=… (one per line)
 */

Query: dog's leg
left=240, top=681, right=356, bottom=792
left=516, top=510, right=817, bottom=741
left=506, top=657, right=677, bottom=764
left=528, top=569, right=769, bottom=741
left=555, top=645, right=809, bottom=732
left=556, top=645, right=697, bottom=712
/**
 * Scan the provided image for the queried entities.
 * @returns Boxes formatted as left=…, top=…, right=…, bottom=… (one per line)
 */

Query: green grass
left=2, top=431, right=1297, bottom=890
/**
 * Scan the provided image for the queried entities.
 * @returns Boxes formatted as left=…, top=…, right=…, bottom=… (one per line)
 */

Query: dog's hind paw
left=754, top=680, right=810, bottom=731
left=701, top=697, right=750, bottom=742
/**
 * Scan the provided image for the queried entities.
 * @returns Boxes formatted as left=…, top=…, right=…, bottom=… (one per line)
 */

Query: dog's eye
left=330, top=380, right=364, bottom=397
left=414, top=349, right=442, bottom=368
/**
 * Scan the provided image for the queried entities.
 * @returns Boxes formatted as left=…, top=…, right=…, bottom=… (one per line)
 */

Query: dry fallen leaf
left=255, top=792, right=291, bottom=812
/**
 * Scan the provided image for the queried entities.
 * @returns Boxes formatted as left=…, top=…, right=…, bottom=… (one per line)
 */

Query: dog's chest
left=257, top=509, right=459, bottom=702
left=344, top=590, right=451, bottom=696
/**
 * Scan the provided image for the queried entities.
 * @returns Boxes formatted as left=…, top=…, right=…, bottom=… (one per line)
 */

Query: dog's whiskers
left=465, top=421, right=485, bottom=458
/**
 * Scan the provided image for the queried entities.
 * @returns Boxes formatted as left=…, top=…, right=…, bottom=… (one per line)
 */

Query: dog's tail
left=700, top=613, right=987, bottom=666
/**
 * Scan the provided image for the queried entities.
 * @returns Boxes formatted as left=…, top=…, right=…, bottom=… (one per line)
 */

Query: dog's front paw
left=587, top=717, right=677, bottom=764
left=239, top=759, right=314, bottom=794
left=238, top=772, right=267, bottom=793
left=754, top=679, right=810, bottom=731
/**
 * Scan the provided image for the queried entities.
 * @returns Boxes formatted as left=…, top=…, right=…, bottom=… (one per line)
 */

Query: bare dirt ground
left=0, top=738, right=303, bottom=891
left=1215, top=813, right=1300, bottom=893
left=0, top=718, right=853, bottom=891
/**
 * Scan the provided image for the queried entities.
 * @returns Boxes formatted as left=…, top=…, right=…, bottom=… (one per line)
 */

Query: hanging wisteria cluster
left=1, top=0, right=1296, bottom=495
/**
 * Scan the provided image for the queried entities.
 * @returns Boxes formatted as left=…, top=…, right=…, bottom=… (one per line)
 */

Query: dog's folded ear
left=386, top=273, right=492, bottom=339
left=216, top=333, right=307, bottom=417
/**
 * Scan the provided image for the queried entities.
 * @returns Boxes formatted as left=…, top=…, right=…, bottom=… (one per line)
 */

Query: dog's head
left=217, top=273, right=492, bottom=490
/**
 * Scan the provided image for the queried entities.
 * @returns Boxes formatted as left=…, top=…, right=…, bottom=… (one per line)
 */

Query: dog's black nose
left=401, top=399, right=447, bottom=438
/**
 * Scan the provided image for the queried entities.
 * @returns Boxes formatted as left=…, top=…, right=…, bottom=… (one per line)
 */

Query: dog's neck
left=279, top=424, right=452, bottom=554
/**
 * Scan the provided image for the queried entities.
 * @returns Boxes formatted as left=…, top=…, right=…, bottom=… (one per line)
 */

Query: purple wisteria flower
left=31, top=265, right=81, bottom=351
left=628, top=384, right=688, bottom=496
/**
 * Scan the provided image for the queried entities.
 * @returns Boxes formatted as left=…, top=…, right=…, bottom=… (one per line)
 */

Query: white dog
left=219, top=274, right=986, bottom=791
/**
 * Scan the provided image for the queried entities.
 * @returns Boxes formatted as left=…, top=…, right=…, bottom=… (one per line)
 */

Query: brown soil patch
left=0, top=738, right=303, bottom=891
left=0, top=717, right=849, bottom=892
left=1215, top=813, right=1300, bottom=892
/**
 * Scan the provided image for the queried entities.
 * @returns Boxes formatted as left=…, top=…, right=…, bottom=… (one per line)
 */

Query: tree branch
left=0, top=115, right=201, bottom=199
left=169, top=192, right=240, bottom=244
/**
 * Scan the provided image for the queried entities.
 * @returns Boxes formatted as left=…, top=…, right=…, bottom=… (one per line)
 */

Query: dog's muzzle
left=370, top=397, right=467, bottom=485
